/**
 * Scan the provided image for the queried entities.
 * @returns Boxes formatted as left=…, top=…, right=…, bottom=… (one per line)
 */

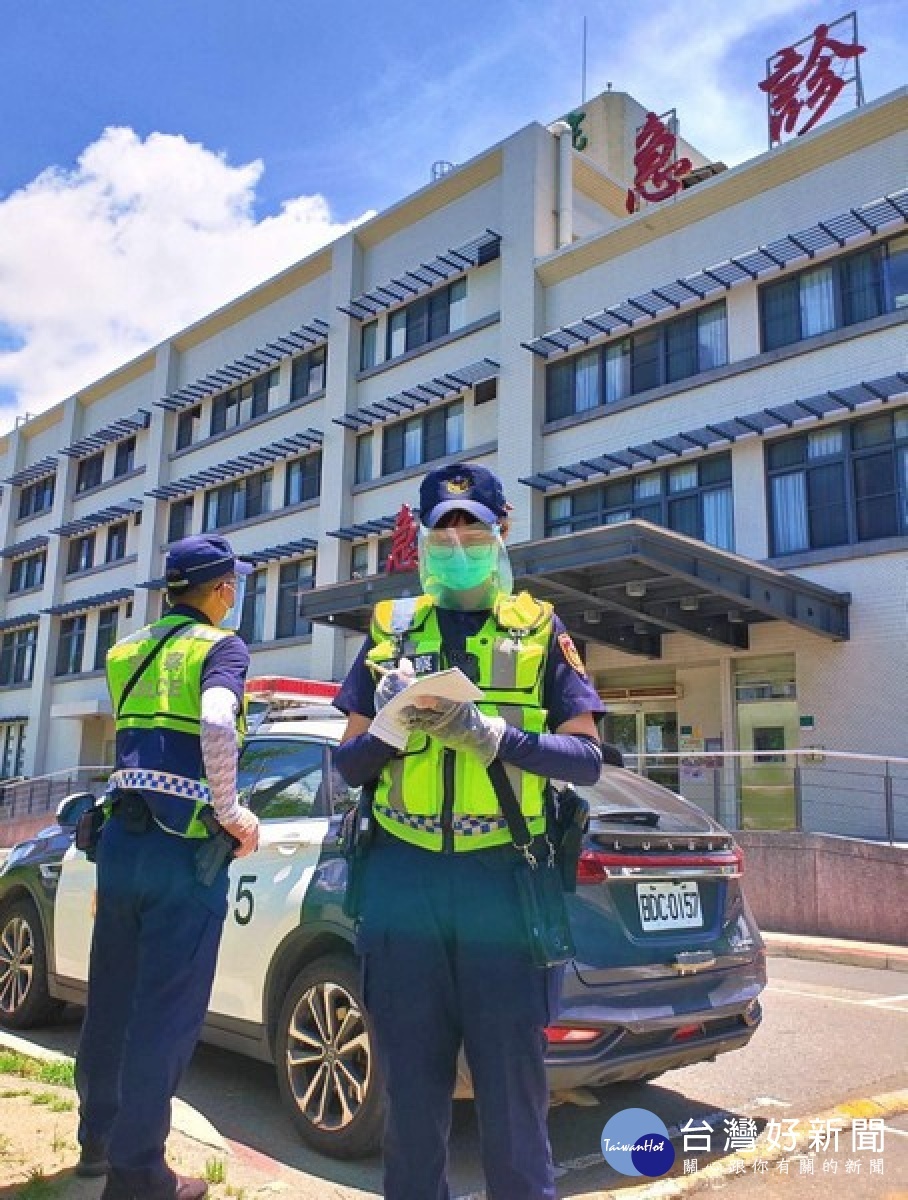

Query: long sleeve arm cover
left=200, top=685, right=243, bottom=823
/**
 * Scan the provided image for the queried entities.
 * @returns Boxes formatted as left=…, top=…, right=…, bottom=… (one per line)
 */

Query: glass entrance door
left=603, top=708, right=679, bottom=791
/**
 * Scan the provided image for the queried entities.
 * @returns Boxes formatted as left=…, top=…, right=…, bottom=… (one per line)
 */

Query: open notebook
left=370, top=668, right=484, bottom=751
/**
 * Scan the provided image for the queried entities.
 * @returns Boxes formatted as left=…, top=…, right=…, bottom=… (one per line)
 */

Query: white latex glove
left=401, top=699, right=506, bottom=766
left=218, top=806, right=260, bottom=858
left=374, top=657, right=416, bottom=711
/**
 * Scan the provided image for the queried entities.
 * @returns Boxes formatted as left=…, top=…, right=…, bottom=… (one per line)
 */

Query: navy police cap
left=165, top=534, right=253, bottom=591
left=419, top=463, right=510, bottom=528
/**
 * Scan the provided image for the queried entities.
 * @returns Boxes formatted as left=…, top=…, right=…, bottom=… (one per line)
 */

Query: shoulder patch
left=557, top=631, right=587, bottom=678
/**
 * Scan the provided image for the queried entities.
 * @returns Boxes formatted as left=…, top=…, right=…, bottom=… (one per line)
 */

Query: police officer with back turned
left=75, top=534, right=260, bottom=1200
left=334, top=463, right=606, bottom=1200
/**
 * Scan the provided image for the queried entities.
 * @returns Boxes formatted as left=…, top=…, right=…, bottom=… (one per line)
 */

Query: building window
left=18, top=475, right=55, bottom=520
left=202, top=469, right=272, bottom=531
left=55, top=614, right=87, bottom=676
left=291, top=347, right=326, bottom=402
left=94, top=606, right=120, bottom=669
left=546, top=302, right=728, bottom=422
left=350, top=542, right=369, bottom=579
left=377, top=536, right=393, bottom=574
left=0, top=720, right=27, bottom=779
left=545, top=451, right=734, bottom=550
left=75, top=452, right=104, bottom=494
left=210, top=370, right=277, bottom=436
left=168, top=497, right=194, bottom=543
left=386, top=279, right=467, bottom=360
left=381, top=400, right=464, bottom=476
left=238, top=569, right=267, bottom=645
left=9, top=551, right=46, bottom=594
left=767, top=410, right=908, bottom=555
left=0, top=625, right=38, bottom=686
left=176, top=405, right=202, bottom=451
left=284, top=453, right=322, bottom=506
left=67, top=533, right=96, bottom=575
left=113, top=436, right=136, bottom=477
left=760, top=233, right=908, bottom=351
left=105, top=521, right=128, bottom=563
left=355, top=433, right=373, bottom=484
left=276, top=559, right=314, bottom=639
left=360, top=321, right=378, bottom=371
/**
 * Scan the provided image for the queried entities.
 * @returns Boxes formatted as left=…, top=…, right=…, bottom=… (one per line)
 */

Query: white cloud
left=0, top=127, right=373, bottom=424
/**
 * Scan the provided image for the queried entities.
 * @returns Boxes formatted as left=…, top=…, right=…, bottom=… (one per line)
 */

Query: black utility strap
left=116, top=621, right=196, bottom=719
left=486, top=759, right=533, bottom=850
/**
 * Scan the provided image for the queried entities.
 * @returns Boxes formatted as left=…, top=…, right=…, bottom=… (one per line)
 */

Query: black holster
left=195, top=809, right=240, bottom=886
left=341, top=787, right=375, bottom=921
left=548, top=785, right=590, bottom=893
left=75, top=803, right=107, bottom=863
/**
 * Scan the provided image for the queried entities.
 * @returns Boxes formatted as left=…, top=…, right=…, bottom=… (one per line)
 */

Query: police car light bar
left=245, top=676, right=340, bottom=704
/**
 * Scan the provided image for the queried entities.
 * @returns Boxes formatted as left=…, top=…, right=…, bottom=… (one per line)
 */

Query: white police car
left=0, top=687, right=765, bottom=1159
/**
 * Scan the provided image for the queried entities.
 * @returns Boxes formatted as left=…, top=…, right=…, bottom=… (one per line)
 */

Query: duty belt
left=108, top=768, right=211, bottom=804
left=374, top=803, right=510, bottom=838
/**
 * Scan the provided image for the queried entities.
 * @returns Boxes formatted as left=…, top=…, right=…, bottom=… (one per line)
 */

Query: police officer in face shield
left=334, top=464, right=606, bottom=1200
left=75, top=535, right=260, bottom=1200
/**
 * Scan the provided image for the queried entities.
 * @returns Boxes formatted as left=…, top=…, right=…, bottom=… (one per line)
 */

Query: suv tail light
left=545, top=1026, right=601, bottom=1045
left=576, top=845, right=743, bottom=885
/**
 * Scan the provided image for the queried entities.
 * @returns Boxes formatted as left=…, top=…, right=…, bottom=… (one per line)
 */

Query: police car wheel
left=275, top=953, right=384, bottom=1159
left=0, top=898, right=63, bottom=1029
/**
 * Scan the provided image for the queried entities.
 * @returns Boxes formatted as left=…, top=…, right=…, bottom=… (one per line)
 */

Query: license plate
left=637, top=881, right=703, bottom=931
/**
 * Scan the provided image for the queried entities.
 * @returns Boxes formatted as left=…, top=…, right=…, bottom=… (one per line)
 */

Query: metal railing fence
left=0, top=767, right=111, bottom=823
left=611, top=749, right=908, bottom=844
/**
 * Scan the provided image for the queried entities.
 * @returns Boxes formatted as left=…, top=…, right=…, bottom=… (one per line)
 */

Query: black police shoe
left=75, top=1138, right=109, bottom=1177
left=101, top=1170, right=208, bottom=1200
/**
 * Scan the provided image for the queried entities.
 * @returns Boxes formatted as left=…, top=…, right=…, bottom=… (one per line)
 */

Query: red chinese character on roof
left=626, top=111, right=692, bottom=215
left=760, top=22, right=866, bottom=145
left=385, top=504, right=419, bottom=573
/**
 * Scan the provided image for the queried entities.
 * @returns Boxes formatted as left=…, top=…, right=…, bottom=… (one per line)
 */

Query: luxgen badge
left=601, top=1107, right=676, bottom=1178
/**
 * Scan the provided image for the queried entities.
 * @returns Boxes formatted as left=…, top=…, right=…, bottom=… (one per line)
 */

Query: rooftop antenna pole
left=581, top=15, right=588, bottom=103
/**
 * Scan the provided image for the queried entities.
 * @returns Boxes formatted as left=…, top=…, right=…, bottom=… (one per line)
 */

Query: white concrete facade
left=1, top=86, right=906, bottom=808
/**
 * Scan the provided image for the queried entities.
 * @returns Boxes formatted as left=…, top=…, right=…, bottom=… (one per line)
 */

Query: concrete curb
left=567, top=1087, right=908, bottom=1199
left=763, top=930, right=908, bottom=972
left=0, top=1029, right=228, bottom=1152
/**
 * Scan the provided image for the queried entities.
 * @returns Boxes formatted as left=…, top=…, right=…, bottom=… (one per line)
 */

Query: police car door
left=207, top=735, right=332, bottom=1025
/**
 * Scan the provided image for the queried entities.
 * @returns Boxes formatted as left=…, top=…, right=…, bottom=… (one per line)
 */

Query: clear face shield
left=418, top=522, right=513, bottom=611
left=219, top=575, right=246, bottom=631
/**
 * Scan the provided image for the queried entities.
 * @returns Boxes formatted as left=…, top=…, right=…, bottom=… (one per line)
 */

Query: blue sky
left=1, top=0, right=904, bottom=426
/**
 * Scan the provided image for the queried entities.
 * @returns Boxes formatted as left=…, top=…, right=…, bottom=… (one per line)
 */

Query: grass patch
left=29, top=1092, right=74, bottom=1113
left=204, top=1158, right=227, bottom=1184
left=14, top=1168, right=58, bottom=1198
left=0, top=1050, right=74, bottom=1088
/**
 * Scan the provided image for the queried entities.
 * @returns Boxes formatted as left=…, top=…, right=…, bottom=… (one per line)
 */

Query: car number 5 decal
left=234, top=875, right=257, bottom=926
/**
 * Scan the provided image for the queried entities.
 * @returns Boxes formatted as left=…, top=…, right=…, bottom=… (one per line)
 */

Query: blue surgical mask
left=220, top=576, right=246, bottom=631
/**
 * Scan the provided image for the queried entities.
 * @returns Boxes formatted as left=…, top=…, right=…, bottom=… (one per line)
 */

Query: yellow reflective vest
left=106, top=614, right=245, bottom=838
left=366, top=592, right=554, bottom=852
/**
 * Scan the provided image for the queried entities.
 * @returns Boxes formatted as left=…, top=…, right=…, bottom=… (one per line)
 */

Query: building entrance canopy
left=301, top=520, right=850, bottom=658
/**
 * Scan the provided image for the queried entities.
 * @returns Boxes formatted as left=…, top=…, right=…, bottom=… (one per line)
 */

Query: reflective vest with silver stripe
left=366, top=592, right=554, bottom=852
left=106, top=614, right=245, bottom=838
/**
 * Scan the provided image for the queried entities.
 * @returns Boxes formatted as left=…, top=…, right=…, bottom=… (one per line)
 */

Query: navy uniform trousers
left=76, top=811, right=228, bottom=1193
left=357, top=830, right=562, bottom=1200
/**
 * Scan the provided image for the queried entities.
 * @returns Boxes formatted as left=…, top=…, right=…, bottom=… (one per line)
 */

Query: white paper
left=370, top=668, right=484, bottom=751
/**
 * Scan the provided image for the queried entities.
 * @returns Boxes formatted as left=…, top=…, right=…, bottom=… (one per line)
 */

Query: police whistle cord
left=195, top=809, right=241, bottom=886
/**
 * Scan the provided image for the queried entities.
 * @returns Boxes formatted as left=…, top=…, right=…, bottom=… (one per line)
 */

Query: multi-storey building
left=1, top=85, right=905, bottom=831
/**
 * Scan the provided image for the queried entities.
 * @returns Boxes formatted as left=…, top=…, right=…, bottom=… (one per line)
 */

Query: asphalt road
left=19, top=955, right=908, bottom=1198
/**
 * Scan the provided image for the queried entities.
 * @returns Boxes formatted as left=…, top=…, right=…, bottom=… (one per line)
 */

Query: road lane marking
left=865, top=991, right=908, bottom=1007
left=766, top=984, right=908, bottom=1011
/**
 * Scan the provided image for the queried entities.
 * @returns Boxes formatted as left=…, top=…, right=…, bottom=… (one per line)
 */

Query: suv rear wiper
left=591, top=808, right=661, bottom=826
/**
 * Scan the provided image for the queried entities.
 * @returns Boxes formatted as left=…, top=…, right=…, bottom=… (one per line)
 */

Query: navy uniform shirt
left=335, top=607, right=604, bottom=729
